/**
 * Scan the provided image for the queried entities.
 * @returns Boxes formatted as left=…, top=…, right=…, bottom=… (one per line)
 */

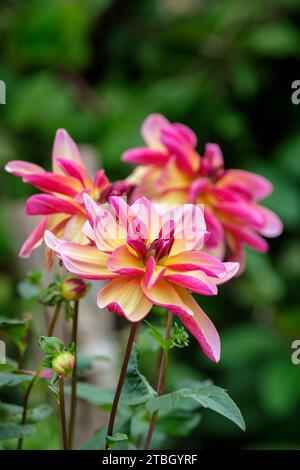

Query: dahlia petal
left=141, top=113, right=170, bottom=150
left=93, top=169, right=110, bottom=191
left=19, top=216, right=49, bottom=258
left=172, top=123, right=197, bottom=147
left=164, top=251, right=226, bottom=277
left=107, top=245, right=145, bottom=274
left=157, top=157, right=192, bottom=193
left=97, top=276, right=152, bottom=322
left=141, top=277, right=194, bottom=316
left=188, top=178, right=209, bottom=203
left=62, top=215, right=89, bottom=244
left=93, top=208, right=127, bottom=253
left=52, top=129, right=84, bottom=173
left=5, top=160, right=46, bottom=177
left=204, top=209, right=224, bottom=249
left=26, top=194, right=83, bottom=216
left=225, top=223, right=269, bottom=252
left=44, top=231, right=113, bottom=279
left=122, top=147, right=169, bottom=165
left=145, top=256, right=166, bottom=289
left=219, top=170, right=273, bottom=201
left=83, top=193, right=102, bottom=228
left=23, top=173, right=82, bottom=197
left=130, top=197, right=161, bottom=241
left=165, top=204, right=206, bottom=255
left=160, top=133, right=199, bottom=175
left=109, top=195, right=132, bottom=229
left=56, top=158, right=92, bottom=188
left=165, top=269, right=218, bottom=295
left=216, top=201, right=265, bottom=227
left=174, top=286, right=220, bottom=362
left=212, top=262, right=239, bottom=284
left=255, top=206, right=283, bottom=237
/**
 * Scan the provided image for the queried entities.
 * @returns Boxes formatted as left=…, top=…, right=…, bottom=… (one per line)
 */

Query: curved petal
left=218, top=170, right=273, bottom=201
left=174, top=286, right=220, bottom=362
left=141, top=113, right=170, bottom=150
left=164, top=250, right=226, bottom=277
left=145, top=256, right=166, bottom=289
left=156, top=157, right=192, bottom=194
left=255, top=205, right=283, bottom=237
left=216, top=201, right=265, bottom=227
left=122, top=147, right=169, bottom=165
left=225, top=223, right=269, bottom=253
left=204, top=209, right=224, bottom=249
left=160, top=131, right=199, bottom=174
left=97, top=276, right=152, bottom=322
left=83, top=193, right=102, bottom=228
left=141, top=277, right=194, bottom=316
left=173, top=123, right=197, bottom=147
left=164, top=269, right=218, bottom=295
left=62, top=215, right=89, bottom=244
left=44, top=231, right=113, bottom=280
left=19, top=216, right=49, bottom=258
left=93, top=169, right=110, bottom=192
left=26, top=194, right=83, bottom=216
left=212, top=262, right=239, bottom=285
left=165, top=204, right=206, bottom=256
left=56, top=158, right=92, bottom=188
left=5, top=160, right=46, bottom=177
left=107, top=245, right=145, bottom=274
left=52, top=129, right=84, bottom=173
left=93, top=210, right=127, bottom=253
left=23, top=173, right=82, bottom=197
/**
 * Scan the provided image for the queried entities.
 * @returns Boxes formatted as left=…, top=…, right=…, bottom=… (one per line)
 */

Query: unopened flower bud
left=52, top=352, right=75, bottom=378
left=60, top=277, right=88, bottom=302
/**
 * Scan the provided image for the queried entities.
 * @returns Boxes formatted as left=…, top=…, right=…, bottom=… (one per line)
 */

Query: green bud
left=60, top=277, right=89, bottom=302
left=52, top=351, right=75, bottom=378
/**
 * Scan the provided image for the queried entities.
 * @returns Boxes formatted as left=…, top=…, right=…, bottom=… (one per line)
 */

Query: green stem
left=58, top=377, right=68, bottom=450
left=17, top=366, right=43, bottom=450
left=68, top=300, right=79, bottom=449
left=144, top=311, right=173, bottom=450
left=105, top=322, right=139, bottom=449
left=47, top=302, right=62, bottom=337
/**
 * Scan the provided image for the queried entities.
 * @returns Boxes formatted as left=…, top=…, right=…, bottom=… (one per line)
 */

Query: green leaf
left=0, top=371, right=33, bottom=388
left=0, top=423, right=35, bottom=441
left=65, top=382, right=114, bottom=407
left=26, top=404, right=52, bottom=423
left=81, top=426, right=107, bottom=450
left=0, top=402, right=52, bottom=424
left=120, top=344, right=155, bottom=406
left=106, top=433, right=128, bottom=450
left=0, top=315, right=30, bottom=355
left=146, top=386, right=245, bottom=431
left=158, top=410, right=202, bottom=437
left=39, top=336, right=64, bottom=355
left=144, top=321, right=173, bottom=351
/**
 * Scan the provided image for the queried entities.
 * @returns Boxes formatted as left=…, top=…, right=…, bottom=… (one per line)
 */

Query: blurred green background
left=1, top=0, right=300, bottom=450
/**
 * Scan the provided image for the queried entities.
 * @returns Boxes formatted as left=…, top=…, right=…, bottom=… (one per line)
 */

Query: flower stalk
left=68, top=299, right=79, bottom=449
left=17, top=365, right=43, bottom=450
left=58, top=377, right=68, bottom=450
left=144, top=311, right=173, bottom=450
left=47, top=302, right=62, bottom=337
left=105, top=322, right=138, bottom=448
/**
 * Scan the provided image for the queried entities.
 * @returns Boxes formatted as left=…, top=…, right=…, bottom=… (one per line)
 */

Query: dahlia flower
left=44, top=195, right=239, bottom=362
left=5, top=129, right=131, bottom=258
left=122, top=114, right=283, bottom=269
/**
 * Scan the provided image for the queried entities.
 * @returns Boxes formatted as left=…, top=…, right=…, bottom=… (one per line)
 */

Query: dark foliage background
left=1, top=0, right=300, bottom=449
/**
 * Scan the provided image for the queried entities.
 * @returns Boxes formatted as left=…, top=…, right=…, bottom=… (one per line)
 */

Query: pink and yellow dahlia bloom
left=44, top=195, right=239, bottom=362
left=122, top=114, right=283, bottom=270
left=5, top=129, right=130, bottom=258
